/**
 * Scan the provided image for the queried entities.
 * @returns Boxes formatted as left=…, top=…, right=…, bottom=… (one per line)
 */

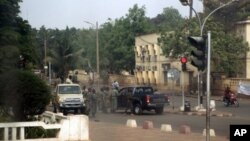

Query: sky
left=19, top=0, right=203, bottom=29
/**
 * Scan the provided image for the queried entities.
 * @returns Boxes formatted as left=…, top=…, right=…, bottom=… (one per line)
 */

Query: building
left=134, top=33, right=197, bottom=92
left=236, top=17, right=250, bottom=78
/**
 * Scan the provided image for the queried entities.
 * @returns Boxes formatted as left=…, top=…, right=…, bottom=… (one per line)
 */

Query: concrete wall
left=212, top=77, right=250, bottom=98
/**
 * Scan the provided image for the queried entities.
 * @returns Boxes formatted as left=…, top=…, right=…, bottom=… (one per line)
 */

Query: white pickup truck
left=53, top=83, right=87, bottom=115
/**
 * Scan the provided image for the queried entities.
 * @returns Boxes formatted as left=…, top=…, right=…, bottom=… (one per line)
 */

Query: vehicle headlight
left=59, top=98, right=65, bottom=103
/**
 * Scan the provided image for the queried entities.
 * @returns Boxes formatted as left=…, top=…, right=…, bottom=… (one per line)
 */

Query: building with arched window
left=135, top=33, right=198, bottom=92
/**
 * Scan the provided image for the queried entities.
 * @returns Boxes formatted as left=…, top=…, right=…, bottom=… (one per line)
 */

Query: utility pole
left=96, top=21, right=100, bottom=90
left=96, top=22, right=99, bottom=75
left=84, top=21, right=100, bottom=90
left=44, top=37, right=48, bottom=79
left=189, top=0, right=193, bottom=19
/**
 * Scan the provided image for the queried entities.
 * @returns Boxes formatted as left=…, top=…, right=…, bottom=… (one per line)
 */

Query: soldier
left=111, top=87, right=118, bottom=113
left=89, top=88, right=98, bottom=118
left=99, top=87, right=105, bottom=113
left=104, top=87, right=110, bottom=113
left=96, top=87, right=103, bottom=112
left=125, top=89, right=133, bottom=114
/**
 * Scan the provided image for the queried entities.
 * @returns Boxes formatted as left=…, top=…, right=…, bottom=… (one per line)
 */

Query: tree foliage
left=158, top=1, right=249, bottom=77
left=202, top=0, right=249, bottom=76
left=99, top=4, right=154, bottom=74
left=0, top=70, right=51, bottom=121
left=0, top=0, right=37, bottom=73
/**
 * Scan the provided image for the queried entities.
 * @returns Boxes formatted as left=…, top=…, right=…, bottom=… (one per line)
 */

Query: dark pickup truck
left=117, top=86, right=166, bottom=115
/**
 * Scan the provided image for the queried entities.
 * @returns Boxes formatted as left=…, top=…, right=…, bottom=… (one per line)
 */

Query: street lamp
left=43, top=35, right=54, bottom=84
left=180, top=0, right=239, bottom=35
left=44, top=36, right=48, bottom=74
left=84, top=21, right=99, bottom=75
left=179, top=0, right=189, bottom=6
left=84, top=21, right=99, bottom=88
left=179, top=0, right=193, bottom=19
left=200, top=0, right=239, bottom=35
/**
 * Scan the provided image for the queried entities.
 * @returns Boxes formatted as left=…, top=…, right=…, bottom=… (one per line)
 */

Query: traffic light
left=179, top=0, right=189, bottom=5
left=181, top=57, right=187, bottom=71
left=188, top=36, right=207, bottom=71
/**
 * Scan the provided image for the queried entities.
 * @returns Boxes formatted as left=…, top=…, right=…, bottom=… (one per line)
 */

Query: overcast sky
left=19, top=0, right=203, bottom=29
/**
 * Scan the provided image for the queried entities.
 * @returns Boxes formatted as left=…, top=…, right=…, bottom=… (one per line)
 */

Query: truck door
left=117, top=88, right=128, bottom=108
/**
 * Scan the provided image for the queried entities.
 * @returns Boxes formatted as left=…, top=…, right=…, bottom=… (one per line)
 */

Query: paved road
left=46, top=94, right=250, bottom=140
left=87, top=95, right=250, bottom=137
left=89, top=116, right=228, bottom=141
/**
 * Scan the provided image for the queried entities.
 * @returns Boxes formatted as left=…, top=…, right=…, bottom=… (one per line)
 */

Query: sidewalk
left=89, top=120, right=229, bottom=141
left=164, top=108, right=233, bottom=117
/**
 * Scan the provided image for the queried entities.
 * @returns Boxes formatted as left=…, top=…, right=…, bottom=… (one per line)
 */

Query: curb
left=164, top=109, right=233, bottom=117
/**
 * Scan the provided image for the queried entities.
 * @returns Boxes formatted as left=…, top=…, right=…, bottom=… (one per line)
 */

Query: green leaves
left=0, top=70, right=51, bottom=121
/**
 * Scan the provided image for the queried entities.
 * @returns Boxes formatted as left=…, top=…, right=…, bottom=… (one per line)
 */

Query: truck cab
left=117, top=86, right=166, bottom=115
left=53, top=83, right=86, bottom=115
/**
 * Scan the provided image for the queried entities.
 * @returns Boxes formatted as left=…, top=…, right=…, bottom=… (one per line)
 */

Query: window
left=59, top=86, right=81, bottom=94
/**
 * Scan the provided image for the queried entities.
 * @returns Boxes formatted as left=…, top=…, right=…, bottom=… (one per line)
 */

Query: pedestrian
left=125, top=89, right=133, bottom=114
left=104, top=87, right=111, bottom=113
left=223, top=86, right=231, bottom=102
left=99, top=87, right=106, bottom=113
left=111, top=87, right=118, bottom=112
left=114, top=81, right=119, bottom=90
left=89, top=88, right=98, bottom=118
left=112, top=81, right=116, bottom=89
left=112, top=80, right=119, bottom=90
left=66, top=75, right=73, bottom=84
left=52, top=94, right=59, bottom=113
left=97, top=87, right=103, bottom=112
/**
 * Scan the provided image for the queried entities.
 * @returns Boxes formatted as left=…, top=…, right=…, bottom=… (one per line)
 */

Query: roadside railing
left=0, top=111, right=89, bottom=141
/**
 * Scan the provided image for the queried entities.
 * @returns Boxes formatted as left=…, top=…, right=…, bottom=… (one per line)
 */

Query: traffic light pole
left=206, top=31, right=211, bottom=141
left=182, top=71, right=185, bottom=110
left=182, top=1, right=238, bottom=141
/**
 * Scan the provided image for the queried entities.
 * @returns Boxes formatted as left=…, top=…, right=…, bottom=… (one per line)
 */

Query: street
left=87, top=95, right=250, bottom=137
left=45, top=93, right=250, bottom=138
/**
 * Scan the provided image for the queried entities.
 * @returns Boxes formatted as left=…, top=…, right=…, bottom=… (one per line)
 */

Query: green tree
left=152, top=7, right=185, bottom=32
left=202, top=0, right=250, bottom=76
left=0, top=0, right=22, bottom=73
left=204, top=0, right=250, bottom=32
left=205, top=19, right=248, bottom=76
left=76, top=28, right=96, bottom=73
left=100, top=4, right=153, bottom=74
left=0, top=0, right=37, bottom=72
left=157, top=7, right=187, bottom=58
left=48, top=27, right=84, bottom=81
left=0, top=70, right=51, bottom=121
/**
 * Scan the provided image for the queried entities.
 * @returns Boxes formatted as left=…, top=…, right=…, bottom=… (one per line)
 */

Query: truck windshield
left=58, top=86, right=81, bottom=94
left=134, top=87, right=153, bottom=95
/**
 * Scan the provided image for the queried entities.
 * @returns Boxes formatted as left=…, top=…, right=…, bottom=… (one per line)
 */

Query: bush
left=0, top=70, right=51, bottom=121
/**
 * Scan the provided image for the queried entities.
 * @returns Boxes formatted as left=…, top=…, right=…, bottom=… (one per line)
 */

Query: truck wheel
left=80, top=107, right=86, bottom=114
left=74, top=109, right=78, bottom=114
left=155, top=107, right=164, bottom=114
left=133, top=104, right=142, bottom=115
left=63, top=110, right=68, bottom=116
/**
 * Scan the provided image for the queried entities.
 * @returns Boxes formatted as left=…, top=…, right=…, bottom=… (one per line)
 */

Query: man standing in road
left=111, top=87, right=118, bottom=112
left=88, top=88, right=98, bottom=118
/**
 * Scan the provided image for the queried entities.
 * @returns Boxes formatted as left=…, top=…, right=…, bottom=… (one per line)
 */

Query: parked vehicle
left=116, top=86, right=166, bottom=115
left=223, top=92, right=239, bottom=107
left=154, top=91, right=170, bottom=105
left=53, top=83, right=87, bottom=115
